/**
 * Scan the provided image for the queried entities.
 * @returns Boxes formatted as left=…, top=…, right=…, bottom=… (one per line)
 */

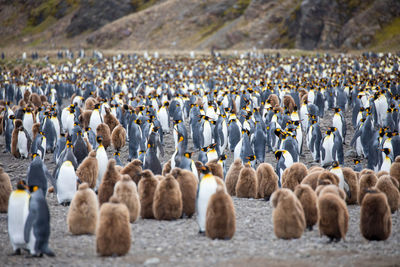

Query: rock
left=144, top=258, right=160, bottom=265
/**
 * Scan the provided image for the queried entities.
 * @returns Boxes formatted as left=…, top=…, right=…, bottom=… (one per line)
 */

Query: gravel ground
left=0, top=104, right=399, bottom=266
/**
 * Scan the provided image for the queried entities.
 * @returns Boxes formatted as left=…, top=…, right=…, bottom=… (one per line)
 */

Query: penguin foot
left=307, top=226, right=313, bottom=231
left=9, top=249, right=21, bottom=256
left=198, top=230, right=205, bottom=236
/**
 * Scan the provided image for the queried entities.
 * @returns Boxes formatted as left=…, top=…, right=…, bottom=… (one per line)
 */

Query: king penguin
left=306, top=119, right=322, bottom=162
left=17, top=126, right=32, bottom=159
left=95, top=136, right=108, bottom=191
left=275, top=149, right=293, bottom=187
left=89, top=103, right=102, bottom=135
left=55, top=160, right=77, bottom=206
left=27, top=154, right=52, bottom=196
left=196, top=165, right=218, bottom=234
left=144, top=142, right=162, bottom=175
left=330, top=161, right=351, bottom=200
left=332, top=108, right=346, bottom=143
left=8, top=180, right=30, bottom=255
left=24, top=187, right=55, bottom=257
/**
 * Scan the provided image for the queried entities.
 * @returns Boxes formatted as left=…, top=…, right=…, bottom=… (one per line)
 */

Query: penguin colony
left=1, top=51, right=400, bottom=259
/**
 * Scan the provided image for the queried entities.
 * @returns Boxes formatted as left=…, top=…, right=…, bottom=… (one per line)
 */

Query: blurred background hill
left=0, top=0, right=399, bottom=52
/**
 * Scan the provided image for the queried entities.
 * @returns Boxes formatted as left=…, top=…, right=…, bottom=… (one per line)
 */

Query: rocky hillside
left=0, top=0, right=399, bottom=51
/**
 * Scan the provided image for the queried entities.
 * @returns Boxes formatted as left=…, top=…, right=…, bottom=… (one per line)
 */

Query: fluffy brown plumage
left=271, top=188, right=306, bottom=239
left=225, top=159, right=243, bottom=196
left=358, top=172, right=378, bottom=205
left=67, top=183, right=99, bottom=235
left=0, top=168, right=12, bottom=213
left=235, top=163, right=257, bottom=198
left=283, top=95, right=296, bottom=113
left=342, top=167, right=359, bottom=205
left=113, top=174, right=141, bottom=223
left=85, top=97, right=97, bottom=110
left=318, top=192, right=348, bottom=242
left=317, top=171, right=339, bottom=186
left=79, top=110, right=92, bottom=129
left=31, top=122, right=40, bottom=140
left=96, top=123, right=111, bottom=149
left=390, top=156, right=400, bottom=187
left=104, top=108, right=120, bottom=132
left=206, top=160, right=224, bottom=180
left=282, top=162, right=308, bottom=191
left=294, top=184, right=318, bottom=230
left=377, top=170, right=389, bottom=178
left=162, top=160, right=171, bottom=176
left=11, top=121, right=21, bottom=158
left=111, top=125, right=126, bottom=151
left=96, top=196, right=131, bottom=256
left=267, top=94, right=280, bottom=107
left=137, top=170, right=159, bottom=219
left=170, top=168, right=198, bottom=218
left=98, top=159, right=121, bottom=206
left=316, top=184, right=346, bottom=201
left=309, top=166, right=325, bottom=173
left=120, top=159, right=142, bottom=184
left=375, top=175, right=400, bottom=213
left=300, top=171, right=323, bottom=190
left=205, top=186, right=236, bottom=240
left=76, top=151, right=98, bottom=189
left=360, top=190, right=392, bottom=241
left=256, top=163, right=278, bottom=200
left=152, top=174, right=182, bottom=220
left=29, top=93, right=42, bottom=108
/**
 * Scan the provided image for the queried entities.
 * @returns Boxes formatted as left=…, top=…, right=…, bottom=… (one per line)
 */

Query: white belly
left=203, top=122, right=212, bottom=147
left=196, top=178, right=218, bottom=232
left=332, top=114, right=343, bottom=139
left=17, top=131, right=29, bottom=158
left=331, top=168, right=344, bottom=190
left=158, top=108, right=169, bottom=133
left=234, top=138, right=243, bottom=160
left=321, top=136, right=334, bottom=165
left=96, top=148, right=108, bottom=189
left=8, top=192, right=30, bottom=251
left=23, top=115, right=34, bottom=138
left=57, top=165, right=77, bottom=204
left=381, top=158, right=392, bottom=173
left=89, top=111, right=102, bottom=135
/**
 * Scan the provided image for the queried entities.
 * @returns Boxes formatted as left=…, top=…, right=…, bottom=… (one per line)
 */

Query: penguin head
left=245, top=155, right=256, bottom=163
left=114, top=152, right=120, bottom=156
left=16, top=180, right=29, bottom=190
left=331, top=161, right=340, bottom=168
left=208, top=143, right=217, bottom=150
left=94, top=103, right=100, bottom=110
left=334, top=107, right=341, bottom=113
left=184, top=152, right=192, bottom=159
left=139, top=150, right=145, bottom=155
left=9, top=114, right=15, bottom=120
left=32, top=153, right=39, bottom=159
left=134, top=119, right=142, bottom=125
left=381, top=148, right=391, bottom=156
left=219, top=154, right=227, bottom=161
left=274, top=150, right=283, bottom=160
left=199, top=165, right=212, bottom=176
left=96, top=135, right=103, bottom=144
left=201, top=146, right=208, bottom=152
